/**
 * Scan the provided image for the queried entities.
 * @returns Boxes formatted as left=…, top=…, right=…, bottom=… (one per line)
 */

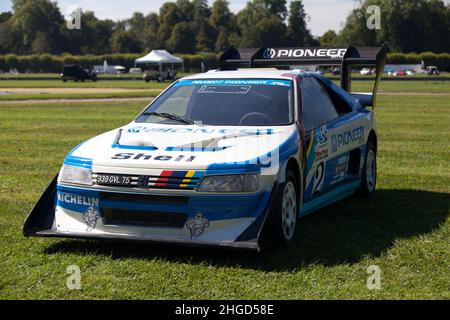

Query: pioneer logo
left=263, top=48, right=347, bottom=59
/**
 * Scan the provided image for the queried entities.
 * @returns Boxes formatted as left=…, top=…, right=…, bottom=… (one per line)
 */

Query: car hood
left=67, top=122, right=297, bottom=171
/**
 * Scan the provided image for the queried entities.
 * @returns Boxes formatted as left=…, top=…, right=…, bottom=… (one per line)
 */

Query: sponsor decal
left=331, top=126, right=365, bottom=153
left=263, top=48, right=347, bottom=59
left=331, top=156, right=348, bottom=185
left=112, top=153, right=196, bottom=162
left=186, top=213, right=209, bottom=239
left=314, top=146, right=328, bottom=161
left=175, top=79, right=291, bottom=87
left=82, top=207, right=100, bottom=231
left=57, top=192, right=99, bottom=207
left=315, top=126, right=328, bottom=146
left=126, top=126, right=274, bottom=135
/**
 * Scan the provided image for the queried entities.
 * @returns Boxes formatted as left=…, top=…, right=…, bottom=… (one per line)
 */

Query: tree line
left=0, top=0, right=448, bottom=56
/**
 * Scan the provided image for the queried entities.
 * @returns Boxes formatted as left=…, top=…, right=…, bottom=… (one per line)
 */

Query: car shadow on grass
left=44, top=189, right=449, bottom=272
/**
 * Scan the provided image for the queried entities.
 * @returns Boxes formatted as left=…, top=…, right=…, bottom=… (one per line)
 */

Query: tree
left=143, top=13, right=160, bottom=50
left=319, top=30, right=341, bottom=47
left=11, top=0, right=64, bottom=53
left=337, top=0, right=450, bottom=53
left=192, top=0, right=213, bottom=51
left=110, top=29, right=142, bottom=53
left=209, top=0, right=237, bottom=51
left=0, top=11, right=12, bottom=24
left=167, top=22, right=196, bottom=53
left=31, top=31, right=52, bottom=54
left=286, top=0, right=314, bottom=46
left=158, top=2, right=183, bottom=49
left=237, top=0, right=288, bottom=47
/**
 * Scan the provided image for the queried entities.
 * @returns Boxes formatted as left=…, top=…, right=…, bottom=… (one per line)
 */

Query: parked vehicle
left=360, top=68, right=373, bottom=75
left=426, top=66, right=440, bottom=75
left=393, top=70, right=407, bottom=76
left=129, top=68, right=143, bottom=74
left=25, top=45, right=387, bottom=251
left=60, top=64, right=97, bottom=82
left=143, top=65, right=176, bottom=82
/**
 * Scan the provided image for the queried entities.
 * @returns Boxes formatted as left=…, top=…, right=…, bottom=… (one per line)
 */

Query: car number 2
left=313, top=161, right=325, bottom=195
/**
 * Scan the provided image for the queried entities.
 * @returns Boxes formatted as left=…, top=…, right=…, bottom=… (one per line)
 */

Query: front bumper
left=23, top=175, right=278, bottom=251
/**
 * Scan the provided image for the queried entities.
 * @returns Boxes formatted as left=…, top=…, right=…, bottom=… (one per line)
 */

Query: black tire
left=358, top=140, right=377, bottom=197
left=271, top=169, right=300, bottom=247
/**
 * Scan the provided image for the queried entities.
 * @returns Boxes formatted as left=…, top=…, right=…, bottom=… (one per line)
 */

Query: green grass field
left=0, top=86, right=449, bottom=299
left=0, top=79, right=449, bottom=101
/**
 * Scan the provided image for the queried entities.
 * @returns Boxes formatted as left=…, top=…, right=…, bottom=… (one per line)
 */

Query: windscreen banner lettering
left=198, top=85, right=251, bottom=94
left=175, top=79, right=292, bottom=87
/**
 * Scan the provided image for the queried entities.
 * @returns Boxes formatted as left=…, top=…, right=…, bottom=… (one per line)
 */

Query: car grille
left=100, top=192, right=188, bottom=205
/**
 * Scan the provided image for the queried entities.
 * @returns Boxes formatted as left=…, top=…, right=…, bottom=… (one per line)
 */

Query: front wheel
left=272, top=169, right=301, bottom=246
left=358, top=141, right=377, bottom=196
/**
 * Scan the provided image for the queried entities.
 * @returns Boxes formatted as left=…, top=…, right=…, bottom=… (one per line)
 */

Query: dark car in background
left=60, top=64, right=97, bottom=82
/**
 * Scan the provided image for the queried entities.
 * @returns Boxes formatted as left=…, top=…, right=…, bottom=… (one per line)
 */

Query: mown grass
left=0, top=80, right=168, bottom=89
left=0, top=80, right=449, bottom=102
left=0, top=93, right=449, bottom=299
left=0, top=91, right=159, bottom=101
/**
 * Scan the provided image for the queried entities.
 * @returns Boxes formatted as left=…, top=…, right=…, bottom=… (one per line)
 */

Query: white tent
left=135, top=50, right=183, bottom=66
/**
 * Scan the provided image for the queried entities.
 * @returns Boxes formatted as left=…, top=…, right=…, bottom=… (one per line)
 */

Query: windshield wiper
left=142, top=112, right=194, bottom=125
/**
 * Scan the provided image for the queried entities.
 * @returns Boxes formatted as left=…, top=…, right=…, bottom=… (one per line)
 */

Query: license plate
left=96, top=174, right=134, bottom=186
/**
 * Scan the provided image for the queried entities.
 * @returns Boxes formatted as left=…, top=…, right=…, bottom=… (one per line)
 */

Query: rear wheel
left=358, top=140, right=377, bottom=196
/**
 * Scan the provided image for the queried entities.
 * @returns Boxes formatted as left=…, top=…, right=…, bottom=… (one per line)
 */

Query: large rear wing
left=219, top=45, right=388, bottom=108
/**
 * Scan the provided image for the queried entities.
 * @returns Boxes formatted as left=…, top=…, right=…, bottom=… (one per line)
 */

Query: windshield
left=136, top=79, right=294, bottom=126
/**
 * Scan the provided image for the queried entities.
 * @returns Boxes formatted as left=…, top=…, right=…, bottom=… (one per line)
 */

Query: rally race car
left=24, top=46, right=387, bottom=251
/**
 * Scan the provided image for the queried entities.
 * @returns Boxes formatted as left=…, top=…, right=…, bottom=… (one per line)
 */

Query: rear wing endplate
left=219, top=45, right=388, bottom=108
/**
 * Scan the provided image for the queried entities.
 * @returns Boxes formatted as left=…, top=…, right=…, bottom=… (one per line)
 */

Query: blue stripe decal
left=175, top=79, right=292, bottom=87
left=111, top=144, right=158, bottom=151
left=301, top=180, right=361, bottom=217
left=64, top=156, right=93, bottom=169
left=165, top=146, right=229, bottom=152
left=63, top=142, right=92, bottom=169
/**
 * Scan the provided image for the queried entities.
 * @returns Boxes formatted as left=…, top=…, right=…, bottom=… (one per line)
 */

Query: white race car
left=24, top=46, right=387, bottom=251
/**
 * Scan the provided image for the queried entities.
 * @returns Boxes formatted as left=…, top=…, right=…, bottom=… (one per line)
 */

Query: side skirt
left=300, top=180, right=360, bottom=217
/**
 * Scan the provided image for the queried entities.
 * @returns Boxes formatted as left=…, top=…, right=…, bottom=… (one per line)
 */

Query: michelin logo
left=331, top=127, right=365, bottom=152
left=57, top=192, right=99, bottom=207
left=83, top=207, right=100, bottom=231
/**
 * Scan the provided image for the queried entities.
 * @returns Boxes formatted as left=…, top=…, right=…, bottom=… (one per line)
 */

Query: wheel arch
left=285, top=157, right=303, bottom=207
left=367, top=129, right=377, bottom=153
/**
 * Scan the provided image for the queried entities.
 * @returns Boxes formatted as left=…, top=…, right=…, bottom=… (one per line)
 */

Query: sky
left=2, top=0, right=447, bottom=36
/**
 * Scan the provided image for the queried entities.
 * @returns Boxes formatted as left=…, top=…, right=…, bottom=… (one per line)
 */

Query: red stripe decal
left=155, top=170, right=174, bottom=187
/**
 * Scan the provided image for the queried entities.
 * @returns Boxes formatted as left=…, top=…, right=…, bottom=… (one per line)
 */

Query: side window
left=324, top=85, right=353, bottom=115
left=300, top=77, right=339, bottom=132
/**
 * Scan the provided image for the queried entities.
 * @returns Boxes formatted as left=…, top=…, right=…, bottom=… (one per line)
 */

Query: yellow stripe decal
left=180, top=170, right=196, bottom=188
left=306, top=136, right=314, bottom=158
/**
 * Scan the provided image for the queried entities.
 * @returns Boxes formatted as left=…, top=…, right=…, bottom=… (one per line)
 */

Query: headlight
left=58, top=165, right=93, bottom=185
left=198, top=174, right=259, bottom=192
